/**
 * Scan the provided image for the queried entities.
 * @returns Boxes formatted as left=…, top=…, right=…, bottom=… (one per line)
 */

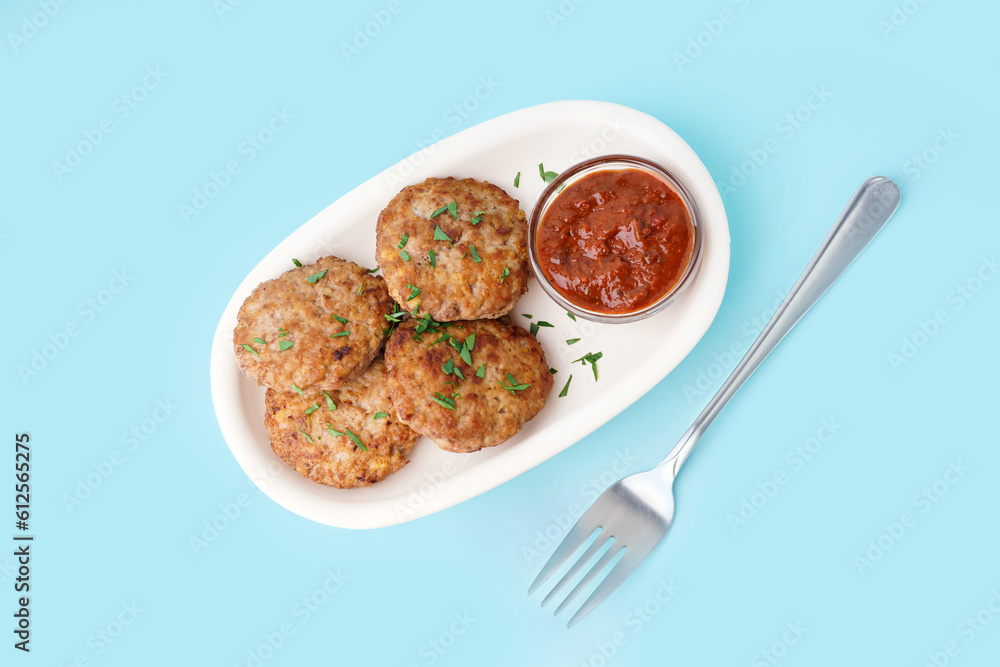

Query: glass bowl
left=527, top=154, right=704, bottom=324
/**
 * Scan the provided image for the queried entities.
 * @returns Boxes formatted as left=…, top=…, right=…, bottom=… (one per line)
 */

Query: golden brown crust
left=375, top=177, right=530, bottom=321
left=264, top=359, right=419, bottom=488
left=234, top=256, right=393, bottom=392
left=384, top=317, right=553, bottom=453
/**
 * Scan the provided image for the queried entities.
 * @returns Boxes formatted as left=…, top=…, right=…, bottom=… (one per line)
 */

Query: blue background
left=2, top=0, right=998, bottom=665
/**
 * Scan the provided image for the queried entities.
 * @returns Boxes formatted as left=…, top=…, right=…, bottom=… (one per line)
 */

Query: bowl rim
left=527, top=153, right=704, bottom=324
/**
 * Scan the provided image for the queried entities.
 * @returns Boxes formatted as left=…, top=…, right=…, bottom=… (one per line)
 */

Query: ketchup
left=537, top=168, right=695, bottom=314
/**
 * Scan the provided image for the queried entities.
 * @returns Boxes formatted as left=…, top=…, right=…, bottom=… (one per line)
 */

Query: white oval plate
left=210, top=101, right=730, bottom=529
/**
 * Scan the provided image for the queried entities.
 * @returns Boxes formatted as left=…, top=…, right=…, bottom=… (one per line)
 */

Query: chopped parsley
left=397, top=234, right=409, bottom=249
left=567, top=312, right=577, bottom=321
left=442, top=358, right=455, bottom=374
left=430, top=333, right=451, bottom=346
left=514, top=171, right=520, bottom=188
left=465, top=333, right=476, bottom=350
left=332, top=315, right=348, bottom=324
left=329, top=331, right=350, bottom=338
left=498, top=372, right=530, bottom=395
left=453, top=367, right=466, bottom=381
left=296, top=428, right=314, bottom=443
left=431, top=393, right=456, bottom=410
left=292, top=259, right=302, bottom=267
left=240, top=344, right=259, bottom=359
left=573, top=351, right=603, bottom=381
left=476, top=363, right=486, bottom=378
left=530, top=322, right=539, bottom=336
left=405, top=283, right=422, bottom=301
left=431, top=201, right=458, bottom=219
left=433, top=225, right=452, bottom=243
left=374, top=412, right=388, bottom=420
left=538, top=162, right=558, bottom=183
left=471, top=211, right=485, bottom=225
left=537, top=321, right=554, bottom=328
left=305, top=404, right=320, bottom=416
left=278, top=340, right=294, bottom=351
left=399, top=249, right=411, bottom=261
left=292, top=384, right=304, bottom=396
left=522, top=313, right=533, bottom=319
left=277, top=327, right=289, bottom=337
left=322, top=391, right=336, bottom=410
left=344, top=429, right=365, bottom=450
left=252, top=337, right=267, bottom=345
left=549, top=368, right=558, bottom=374
left=566, top=338, right=581, bottom=345
left=469, top=245, right=482, bottom=264
left=459, top=340, right=472, bottom=366
left=306, top=269, right=328, bottom=284
left=558, top=375, right=573, bottom=397
left=428, top=249, right=436, bottom=268
left=367, top=267, right=381, bottom=274
left=357, top=282, right=366, bottom=295
left=500, top=266, right=510, bottom=283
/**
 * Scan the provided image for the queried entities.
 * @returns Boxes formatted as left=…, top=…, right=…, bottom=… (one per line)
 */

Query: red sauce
left=537, top=168, right=695, bottom=314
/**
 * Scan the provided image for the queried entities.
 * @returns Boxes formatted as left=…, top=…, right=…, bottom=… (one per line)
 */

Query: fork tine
left=527, top=522, right=601, bottom=595
left=540, top=534, right=613, bottom=607
left=553, top=543, right=625, bottom=616
left=566, top=548, right=647, bottom=628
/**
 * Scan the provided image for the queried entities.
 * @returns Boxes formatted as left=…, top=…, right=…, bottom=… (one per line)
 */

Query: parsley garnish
left=469, top=245, right=482, bottom=264
left=367, top=267, right=381, bottom=274
left=537, top=321, right=553, bottom=328
left=278, top=340, right=294, bottom=351
left=459, top=340, right=472, bottom=366
left=406, top=283, right=422, bottom=301
left=374, top=412, right=388, bottom=419
left=471, top=211, right=485, bottom=225
left=498, top=372, right=530, bottom=394
left=567, top=312, right=577, bottom=321
left=240, top=344, right=259, bottom=359
left=431, top=393, right=457, bottom=410
left=292, top=385, right=304, bottom=396
left=500, top=266, right=510, bottom=283
left=433, top=225, right=452, bottom=243
left=476, top=363, right=486, bottom=378
left=307, top=269, right=328, bottom=284
left=252, top=337, right=267, bottom=345
left=442, top=358, right=455, bottom=374
left=558, top=375, right=572, bottom=397
left=332, top=315, right=348, bottom=324
left=296, top=428, right=314, bottom=443
left=322, top=391, right=336, bottom=410
left=530, top=322, right=539, bottom=336
left=549, top=368, right=557, bottom=374
left=428, top=249, right=436, bottom=268
left=399, top=249, right=411, bottom=261
left=573, top=351, right=603, bottom=381
left=522, top=313, right=533, bottom=319
left=357, top=282, right=366, bottom=295
left=566, top=338, right=581, bottom=345
left=465, top=333, right=476, bottom=350
left=345, top=431, right=366, bottom=452
left=397, top=234, right=409, bottom=249
left=305, top=404, right=319, bottom=416
left=514, top=172, right=520, bottom=188
left=292, top=259, right=302, bottom=267
left=329, top=331, right=350, bottom=338
left=453, top=367, right=466, bottom=381
left=538, top=162, right=558, bottom=183
left=277, top=328, right=289, bottom=337
left=431, top=201, right=459, bottom=219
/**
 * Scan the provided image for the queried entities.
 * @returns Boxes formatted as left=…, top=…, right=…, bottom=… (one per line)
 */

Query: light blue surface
left=2, top=0, right=998, bottom=664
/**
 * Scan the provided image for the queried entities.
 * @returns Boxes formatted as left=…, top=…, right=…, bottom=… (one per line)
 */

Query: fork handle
left=657, top=176, right=901, bottom=478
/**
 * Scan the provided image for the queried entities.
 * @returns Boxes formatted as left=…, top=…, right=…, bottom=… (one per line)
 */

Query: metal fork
left=529, top=176, right=901, bottom=627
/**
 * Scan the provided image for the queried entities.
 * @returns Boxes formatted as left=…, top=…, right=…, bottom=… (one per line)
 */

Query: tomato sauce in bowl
left=529, top=156, right=701, bottom=322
